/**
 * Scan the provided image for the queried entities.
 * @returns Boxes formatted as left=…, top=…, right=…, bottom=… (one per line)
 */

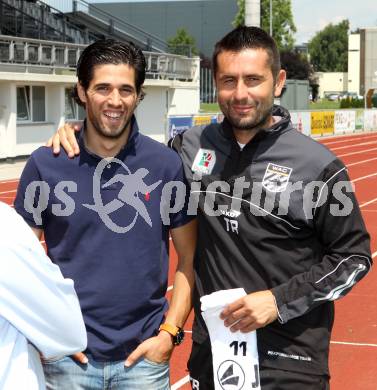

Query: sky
left=90, top=0, right=377, bottom=44
left=291, top=0, right=377, bottom=44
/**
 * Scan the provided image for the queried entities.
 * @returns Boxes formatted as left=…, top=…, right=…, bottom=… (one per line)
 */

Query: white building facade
left=348, top=28, right=377, bottom=96
left=315, top=72, right=348, bottom=98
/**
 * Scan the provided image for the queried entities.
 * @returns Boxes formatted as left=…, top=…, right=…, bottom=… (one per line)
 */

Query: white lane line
left=321, top=132, right=377, bottom=145
left=171, top=375, right=190, bottom=390
left=360, top=197, right=377, bottom=208
left=372, top=251, right=377, bottom=258
left=323, top=135, right=377, bottom=146
left=0, top=189, right=16, bottom=195
left=330, top=341, right=377, bottom=347
left=338, top=147, right=377, bottom=158
left=347, top=157, right=377, bottom=167
left=0, top=179, right=19, bottom=184
left=167, top=285, right=173, bottom=292
left=351, top=172, right=377, bottom=183
left=332, top=140, right=377, bottom=151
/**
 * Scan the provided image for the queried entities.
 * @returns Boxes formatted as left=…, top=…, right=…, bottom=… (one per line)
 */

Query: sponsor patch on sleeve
left=191, top=149, right=216, bottom=175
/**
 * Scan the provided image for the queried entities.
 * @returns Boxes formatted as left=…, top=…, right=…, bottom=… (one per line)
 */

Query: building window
left=16, top=86, right=46, bottom=122
left=17, top=87, right=29, bottom=121
left=65, top=88, right=85, bottom=121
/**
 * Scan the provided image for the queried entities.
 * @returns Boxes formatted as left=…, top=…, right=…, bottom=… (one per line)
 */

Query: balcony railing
left=0, top=35, right=199, bottom=82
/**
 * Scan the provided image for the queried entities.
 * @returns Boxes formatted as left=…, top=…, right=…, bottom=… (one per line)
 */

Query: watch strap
left=159, top=323, right=179, bottom=336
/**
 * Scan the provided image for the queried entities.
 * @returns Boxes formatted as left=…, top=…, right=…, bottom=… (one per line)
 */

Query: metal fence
left=0, top=35, right=199, bottom=81
left=200, top=67, right=216, bottom=104
left=0, top=36, right=84, bottom=69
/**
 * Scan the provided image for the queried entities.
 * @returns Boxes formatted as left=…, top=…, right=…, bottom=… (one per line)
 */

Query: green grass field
left=200, top=103, right=220, bottom=112
left=309, top=100, right=341, bottom=110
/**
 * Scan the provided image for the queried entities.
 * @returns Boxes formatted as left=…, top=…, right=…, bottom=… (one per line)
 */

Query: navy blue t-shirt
left=14, top=119, right=192, bottom=361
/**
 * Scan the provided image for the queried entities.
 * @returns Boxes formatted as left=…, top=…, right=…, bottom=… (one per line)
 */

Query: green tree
left=167, top=28, right=198, bottom=57
left=233, top=0, right=296, bottom=50
left=233, top=0, right=245, bottom=28
left=280, top=50, right=313, bottom=80
left=308, top=20, right=349, bottom=72
left=280, top=50, right=319, bottom=99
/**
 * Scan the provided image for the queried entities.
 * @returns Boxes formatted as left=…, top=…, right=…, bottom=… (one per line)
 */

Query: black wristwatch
left=159, top=323, right=185, bottom=345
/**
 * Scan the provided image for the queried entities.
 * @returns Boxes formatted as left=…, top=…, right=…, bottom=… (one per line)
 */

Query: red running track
left=1, top=132, right=376, bottom=389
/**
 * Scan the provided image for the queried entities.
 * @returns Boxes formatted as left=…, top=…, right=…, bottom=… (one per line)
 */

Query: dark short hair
left=212, top=26, right=281, bottom=80
left=74, top=39, right=146, bottom=105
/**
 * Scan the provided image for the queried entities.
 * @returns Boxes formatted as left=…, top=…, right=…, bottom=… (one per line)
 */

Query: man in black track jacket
left=171, top=26, right=372, bottom=389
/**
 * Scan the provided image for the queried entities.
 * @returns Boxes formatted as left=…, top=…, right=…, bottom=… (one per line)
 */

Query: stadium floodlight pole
left=270, top=0, right=273, bottom=36
left=245, top=0, right=261, bottom=27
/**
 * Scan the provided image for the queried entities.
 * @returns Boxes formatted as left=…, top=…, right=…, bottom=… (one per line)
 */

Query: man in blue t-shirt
left=15, top=39, right=196, bottom=390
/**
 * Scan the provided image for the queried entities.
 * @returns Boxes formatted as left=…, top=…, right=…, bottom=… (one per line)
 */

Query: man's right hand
left=41, top=351, right=88, bottom=364
left=45, top=123, right=81, bottom=158
left=72, top=351, right=88, bottom=364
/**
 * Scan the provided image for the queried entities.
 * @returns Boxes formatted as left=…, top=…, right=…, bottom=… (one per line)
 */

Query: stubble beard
left=87, top=104, right=133, bottom=140
left=91, top=116, right=132, bottom=139
left=221, top=94, right=274, bottom=133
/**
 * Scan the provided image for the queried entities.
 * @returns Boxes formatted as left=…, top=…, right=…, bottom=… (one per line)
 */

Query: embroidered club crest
left=262, top=163, right=292, bottom=192
left=192, top=149, right=216, bottom=174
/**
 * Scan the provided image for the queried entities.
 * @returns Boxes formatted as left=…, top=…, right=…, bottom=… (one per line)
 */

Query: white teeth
left=104, top=112, right=121, bottom=119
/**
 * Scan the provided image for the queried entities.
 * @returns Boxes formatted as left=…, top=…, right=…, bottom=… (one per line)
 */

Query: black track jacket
left=171, top=105, right=372, bottom=376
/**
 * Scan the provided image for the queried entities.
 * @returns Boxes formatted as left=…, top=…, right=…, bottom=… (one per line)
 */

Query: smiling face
left=215, top=48, right=286, bottom=133
left=77, top=63, right=139, bottom=141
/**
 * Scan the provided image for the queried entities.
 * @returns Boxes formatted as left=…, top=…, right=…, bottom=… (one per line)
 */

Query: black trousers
left=188, top=340, right=330, bottom=390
